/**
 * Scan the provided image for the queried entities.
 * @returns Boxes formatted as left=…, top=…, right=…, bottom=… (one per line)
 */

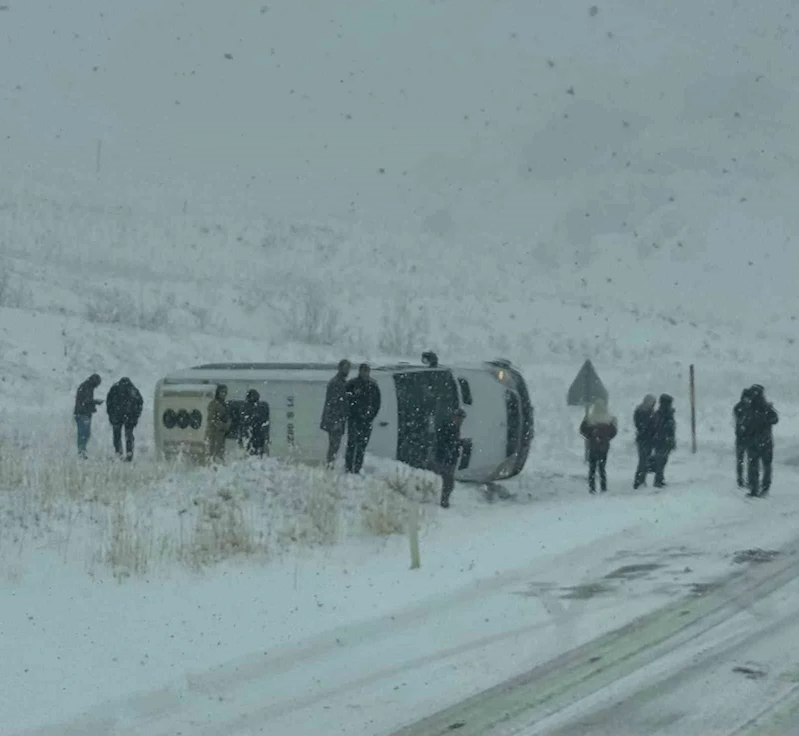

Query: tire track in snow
left=391, top=540, right=799, bottom=736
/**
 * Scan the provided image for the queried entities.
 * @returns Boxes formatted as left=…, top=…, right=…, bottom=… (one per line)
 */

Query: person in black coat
left=733, top=388, right=753, bottom=488
left=344, top=363, right=381, bottom=474
left=633, top=394, right=657, bottom=489
left=320, top=359, right=351, bottom=467
left=240, top=388, right=270, bottom=457
left=74, top=373, right=103, bottom=458
left=106, top=377, right=144, bottom=460
left=651, top=394, right=676, bottom=488
left=435, top=408, right=466, bottom=508
left=742, top=384, right=778, bottom=497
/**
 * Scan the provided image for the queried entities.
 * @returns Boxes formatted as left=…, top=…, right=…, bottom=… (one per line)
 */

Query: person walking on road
left=344, top=364, right=381, bottom=474
left=106, top=377, right=143, bottom=461
left=651, top=394, right=676, bottom=488
left=733, top=388, right=753, bottom=488
left=74, top=373, right=103, bottom=459
left=579, top=398, right=618, bottom=494
left=742, top=384, right=778, bottom=498
left=320, top=359, right=351, bottom=467
left=633, top=394, right=657, bottom=489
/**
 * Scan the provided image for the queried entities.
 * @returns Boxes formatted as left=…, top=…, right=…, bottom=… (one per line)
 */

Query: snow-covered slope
left=2, top=0, right=798, bottom=425
left=3, top=1, right=799, bottom=733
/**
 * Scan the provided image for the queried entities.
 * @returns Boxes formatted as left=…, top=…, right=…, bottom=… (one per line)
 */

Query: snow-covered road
left=14, top=458, right=799, bottom=736
left=397, top=539, right=799, bottom=736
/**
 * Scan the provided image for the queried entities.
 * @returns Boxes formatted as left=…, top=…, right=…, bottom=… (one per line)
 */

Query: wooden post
left=96, top=139, right=102, bottom=175
left=689, top=364, right=697, bottom=454
left=409, top=501, right=420, bottom=570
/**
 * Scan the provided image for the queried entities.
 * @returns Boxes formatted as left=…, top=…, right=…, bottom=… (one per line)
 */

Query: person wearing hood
left=74, top=373, right=103, bottom=458
left=733, top=388, right=753, bottom=488
left=106, top=377, right=144, bottom=461
left=206, top=384, right=232, bottom=463
left=651, top=394, right=676, bottom=488
left=240, top=388, right=270, bottom=457
left=633, top=394, right=657, bottom=489
left=742, top=384, right=778, bottom=497
left=580, top=398, right=618, bottom=494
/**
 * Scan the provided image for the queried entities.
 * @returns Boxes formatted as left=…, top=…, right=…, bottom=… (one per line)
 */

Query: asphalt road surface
left=393, top=543, right=799, bottom=736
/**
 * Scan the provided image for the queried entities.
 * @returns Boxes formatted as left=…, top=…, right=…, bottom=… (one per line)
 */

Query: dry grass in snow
left=0, top=422, right=441, bottom=580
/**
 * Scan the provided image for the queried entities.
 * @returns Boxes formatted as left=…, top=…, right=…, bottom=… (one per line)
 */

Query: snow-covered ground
left=2, top=0, right=799, bottom=733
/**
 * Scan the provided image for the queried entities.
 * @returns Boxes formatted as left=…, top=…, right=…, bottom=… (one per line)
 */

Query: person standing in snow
left=206, top=384, right=232, bottom=464
left=579, top=398, right=618, bottom=494
left=434, top=408, right=466, bottom=508
left=651, top=394, right=676, bottom=488
left=742, top=384, right=778, bottom=498
left=74, top=373, right=103, bottom=459
left=320, top=359, right=351, bottom=467
left=733, top=388, right=753, bottom=488
left=633, top=394, right=657, bottom=488
left=105, top=377, right=144, bottom=461
left=240, top=388, right=270, bottom=457
left=344, top=363, right=381, bottom=474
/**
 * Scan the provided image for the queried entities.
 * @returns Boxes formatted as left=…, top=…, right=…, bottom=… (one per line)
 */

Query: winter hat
left=659, top=393, right=674, bottom=407
left=246, top=389, right=260, bottom=402
left=641, top=394, right=657, bottom=409
left=587, top=398, right=614, bottom=424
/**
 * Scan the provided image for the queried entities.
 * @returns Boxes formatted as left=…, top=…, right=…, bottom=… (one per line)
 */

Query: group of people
left=733, top=384, right=779, bottom=497
left=74, top=374, right=143, bottom=460
left=320, top=360, right=382, bottom=474
left=206, top=384, right=271, bottom=462
left=320, top=359, right=466, bottom=507
left=578, top=386, right=779, bottom=497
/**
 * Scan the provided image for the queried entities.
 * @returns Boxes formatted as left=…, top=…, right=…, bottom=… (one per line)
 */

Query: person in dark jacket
left=633, top=394, right=656, bottom=488
left=74, top=373, right=103, bottom=458
left=320, top=359, right=351, bottom=467
left=742, top=384, right=778, bottom=497
left=651, top=394, right=676, bottom=488
left=733, top=388, right=753, bottom=488
left=579, top=399, right=618, bottom=494
left=106, top=377, right=143, bottom=461
left=206, top=385, right=232, bottom=463
left=435, top=408, right=466, bottom=508
left=240, top=388, right=270, bottom=457
left=344, top=363, right=381, bottom=474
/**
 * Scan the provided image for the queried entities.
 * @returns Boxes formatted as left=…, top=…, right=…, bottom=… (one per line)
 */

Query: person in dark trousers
left=320, top=359, right=351, bottom=467
left=742, top=384, right=778, bottom=498
left=579, top=398, right=618, bottom=494
left=106, top=377, right=143, bottom=461
left=733, top=388, right=753, bottom=488
left=633, top=394, right=657, bottom=488
left=206, top=384, right=232, bottom=463
left=344, top=363, right=381, bottom=474
left=74, top=373, right=103, bottom=458
left=435, top=408, right=466, bottom=508
left=240, top=388, right=270, bottom=457
left=651, top=394, right=676, bottom=488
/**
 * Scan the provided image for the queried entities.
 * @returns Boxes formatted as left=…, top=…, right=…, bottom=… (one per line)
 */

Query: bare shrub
left=277, top=282, right=346, bottom=345
left=103, top=499, right=160, bottom=580
left=85, top=286, right=174, bottom=332
left=180, top=495, right=258, bottom=569
left=378, top=298, right=430, bottom=356
left=361, top=468, right=436, bottom=536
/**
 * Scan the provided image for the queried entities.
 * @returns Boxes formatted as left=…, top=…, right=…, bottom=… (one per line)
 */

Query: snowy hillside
left=3, top=0, right=799, bottom=733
